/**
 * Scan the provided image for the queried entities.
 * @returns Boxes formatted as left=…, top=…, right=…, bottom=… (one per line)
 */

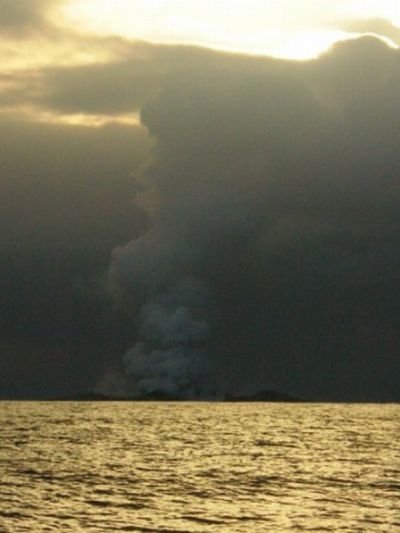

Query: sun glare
left=273, top=30, right=352, bottom=60
left=34, top=111, right=141, bottom=127
left=61, top=0, right=400, bottom=59
left=0, top=105, right=141, bottom=128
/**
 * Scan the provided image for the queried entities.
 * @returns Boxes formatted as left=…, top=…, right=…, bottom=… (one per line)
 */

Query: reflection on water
left=0, top=402, right=399, bottom=532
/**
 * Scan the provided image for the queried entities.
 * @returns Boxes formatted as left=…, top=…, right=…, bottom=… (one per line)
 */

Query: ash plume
left=104, top=37, right=400, bottom=401
left=121, top=276, right=216, bottom=398
left=108, top=226, right=218, bottom=398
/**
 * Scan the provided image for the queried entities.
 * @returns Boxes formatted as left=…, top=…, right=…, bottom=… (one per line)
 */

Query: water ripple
left=0, top=402, right=398, bottom=532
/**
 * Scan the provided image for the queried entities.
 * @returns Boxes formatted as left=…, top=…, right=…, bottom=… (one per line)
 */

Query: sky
left=62, top=0, right=400, bottom=58
left=1, top=0, right=400, bottom=400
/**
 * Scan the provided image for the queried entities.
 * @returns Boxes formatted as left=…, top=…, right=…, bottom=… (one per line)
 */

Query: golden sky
left=61, top=0, right=400, bottom=58
left=0, top=0, right=399, bottom=126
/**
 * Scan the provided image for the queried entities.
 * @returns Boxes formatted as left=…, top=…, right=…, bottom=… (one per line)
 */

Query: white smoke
left=106, top=225, right=217, bottom=397
left=137, top=303, right=209, bottom=348
left=123, top=297, right=213, bottom=398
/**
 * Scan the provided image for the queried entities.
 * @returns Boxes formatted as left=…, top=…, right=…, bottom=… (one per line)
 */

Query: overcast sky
left=1, top=1, right=400, bottom=400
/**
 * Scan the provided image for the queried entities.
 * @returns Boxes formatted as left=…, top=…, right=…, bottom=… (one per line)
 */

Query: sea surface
left=0, top=402, right=399, bottom=532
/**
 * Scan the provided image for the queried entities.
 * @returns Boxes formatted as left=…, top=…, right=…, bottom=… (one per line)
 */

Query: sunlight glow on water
left=0, top=402, right=399, bottom=532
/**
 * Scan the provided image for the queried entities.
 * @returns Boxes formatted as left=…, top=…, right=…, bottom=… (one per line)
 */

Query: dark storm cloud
left=0, top=40, right=161, bottom=116
left=0, top=35, right=139, bottom=113
left=106, top=37, right=400, bottom=400
left=0, top=115, right=150, bottom=251
left=0, top=113, right=151, bottom=398
left=40, top=51, right=161, bottom=115
left=2, top=35, right=400, bottom=400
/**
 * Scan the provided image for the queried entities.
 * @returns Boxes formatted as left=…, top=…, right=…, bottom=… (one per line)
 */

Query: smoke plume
left=105, top=37, right=400, bottom=400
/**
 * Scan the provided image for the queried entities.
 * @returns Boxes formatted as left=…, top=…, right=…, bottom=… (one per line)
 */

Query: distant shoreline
left=45, top=389, right=303, bottom=403
left=2, top=389, right=400, bottom=403
left=2, top=395, right=399, bottom=403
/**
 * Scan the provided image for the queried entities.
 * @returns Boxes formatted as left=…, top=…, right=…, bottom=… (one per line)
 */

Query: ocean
left=0, top=402, right=399, bottom=532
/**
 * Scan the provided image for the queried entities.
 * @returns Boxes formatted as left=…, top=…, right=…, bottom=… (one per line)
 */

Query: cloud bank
left=103, top=37, right=400, bottom=400
left=0, top=2, right=399, bottom=400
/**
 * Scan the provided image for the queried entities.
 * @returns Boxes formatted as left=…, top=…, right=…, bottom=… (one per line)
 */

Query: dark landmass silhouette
left=224, top=390, right=301, bottom=402
left=51, top=389, right=302, bottom=402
